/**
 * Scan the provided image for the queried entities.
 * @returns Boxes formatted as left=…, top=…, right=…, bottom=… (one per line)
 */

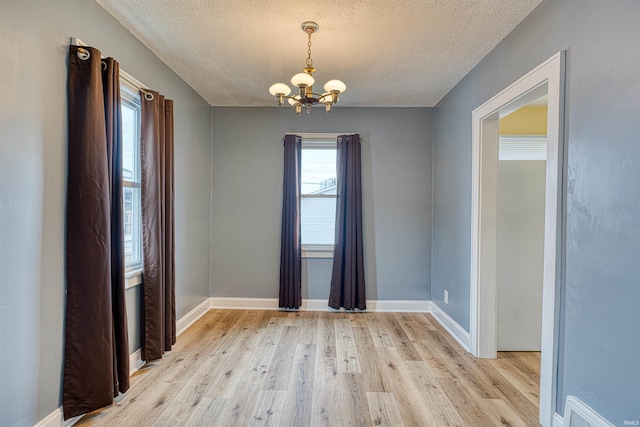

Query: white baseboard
left=429, top=302, right=471, bottom=351
left=368, top=299, right=431, bottom=312
left=210, top=297, right=279, bottom=310
left=129, top=348, right=144, bottom=375
left=210, top=297, right=431, bottom=312
left=563, top=395, right=615, bottom=427
left=301, top=299, right=332, bottom=311
left=34, top=408, right=81, bottom=427
left=176, top=297, right=212, bottom=337
left=553, top=412, right=564, bottom=427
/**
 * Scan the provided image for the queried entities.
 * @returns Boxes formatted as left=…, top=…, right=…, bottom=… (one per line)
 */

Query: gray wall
left=0, top=1, right=211, bottom=425
left=210, top=107, right=432, bottom=302
left=431, top=0, right=640, bottom=422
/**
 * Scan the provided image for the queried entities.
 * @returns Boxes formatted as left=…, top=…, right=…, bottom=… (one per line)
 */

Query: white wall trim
left=176, top=297, right=212, bottom=337
left=368, top=300, right=431, bottom=312
left=430, top=302, right=471, bottom=351
left=33, top=408, right=58, bottom=427
left=301, top=299, right=333, bottom=311
left=563, top=396, right=615, bottom=427
left=210, top=297, right=431, bottom=312
left=470, top=51, right=565, bottom=427
left=210, top=297, right=280, bottom=310
left=129, top=348, right=144, bottom=376
left=552, top=412, right=564, bottom=427
left=34, top=408, right=82, bottom=427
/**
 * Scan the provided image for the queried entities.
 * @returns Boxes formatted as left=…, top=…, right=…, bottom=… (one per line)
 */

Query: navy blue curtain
left=279, top=135, right=302, bottom=309
left=329, top=134, right=366, bottom=310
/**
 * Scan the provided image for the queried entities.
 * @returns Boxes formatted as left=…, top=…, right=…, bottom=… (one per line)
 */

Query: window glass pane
left=123, top=187, right=134, bottom=263
left=123, top=187, right=142, bottom=266
left=301, top=197, right=336, bottom=245
left=131, top=187, right=142, bottom=265
left=122, top=103, right=137, bottom=182
left=121, top=84, right=142, bottom=269
left=301, top=148, right=336, bottom=195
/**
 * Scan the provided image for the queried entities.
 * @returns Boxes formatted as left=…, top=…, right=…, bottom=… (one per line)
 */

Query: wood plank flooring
left=76, top=310, right=541, bottom=427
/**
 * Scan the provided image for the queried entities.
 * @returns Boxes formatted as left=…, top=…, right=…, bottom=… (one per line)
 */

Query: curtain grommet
left=76, top=48, right=90, bottom=61
left=144, top=92, right=154, bottom=101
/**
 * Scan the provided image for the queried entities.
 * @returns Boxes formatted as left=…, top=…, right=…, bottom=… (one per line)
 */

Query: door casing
left=469, top=51, right=565, bottom=427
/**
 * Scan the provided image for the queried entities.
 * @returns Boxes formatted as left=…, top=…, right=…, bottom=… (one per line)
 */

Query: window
left=121, top=82, right=143, bottom=273
left=301, top=137, right=337, bottom=257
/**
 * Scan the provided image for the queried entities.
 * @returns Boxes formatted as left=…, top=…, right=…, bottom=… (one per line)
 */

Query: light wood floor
left=77, top=310, right=541, bottom=427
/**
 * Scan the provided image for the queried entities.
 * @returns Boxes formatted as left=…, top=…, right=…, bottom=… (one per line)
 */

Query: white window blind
left=301, top=197, right=336, bottom=245
left=499, top=135, right=547, bottom=160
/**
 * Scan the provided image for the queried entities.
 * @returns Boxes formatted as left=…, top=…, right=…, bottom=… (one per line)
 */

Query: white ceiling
left=96, top=0, right=542, bottom=107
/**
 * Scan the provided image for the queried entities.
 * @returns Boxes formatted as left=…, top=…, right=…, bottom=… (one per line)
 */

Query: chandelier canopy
left=269, top=21, right=346, bottom=115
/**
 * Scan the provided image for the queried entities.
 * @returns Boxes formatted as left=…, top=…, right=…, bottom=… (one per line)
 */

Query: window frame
left=120, top=76, right=144, bottom=288
left=298, top=133, right=340, bottom=259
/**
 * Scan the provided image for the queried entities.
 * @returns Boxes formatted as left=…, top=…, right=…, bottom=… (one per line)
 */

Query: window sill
left=302, top=246, right=334, bottom=259
left=125, top=269, right=143, bottom=289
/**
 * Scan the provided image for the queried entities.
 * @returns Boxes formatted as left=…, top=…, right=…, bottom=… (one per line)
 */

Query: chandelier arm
left=282, top=92, right=336, bottom=104
left=317, top=93, right=331, bottom=103
left=317, top=93, right=338, bottom=104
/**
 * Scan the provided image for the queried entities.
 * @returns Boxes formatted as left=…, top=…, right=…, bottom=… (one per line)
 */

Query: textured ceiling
left=96, top=0, right=541, bottom=107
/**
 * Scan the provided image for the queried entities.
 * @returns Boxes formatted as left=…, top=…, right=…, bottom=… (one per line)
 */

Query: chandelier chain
left=306, top=32, right=313, bottom=68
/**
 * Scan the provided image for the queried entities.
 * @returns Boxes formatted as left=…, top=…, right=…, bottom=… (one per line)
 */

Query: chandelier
left=268, top=21, right=346, bottom=114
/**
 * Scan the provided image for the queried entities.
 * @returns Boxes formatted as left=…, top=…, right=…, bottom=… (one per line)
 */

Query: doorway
left=497, top=95, right=547, bottom=351
left=469, top=52, right=565, bottom=427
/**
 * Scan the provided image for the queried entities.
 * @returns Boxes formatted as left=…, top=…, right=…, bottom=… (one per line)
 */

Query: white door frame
left=469, top=51, right=565, bottom=427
